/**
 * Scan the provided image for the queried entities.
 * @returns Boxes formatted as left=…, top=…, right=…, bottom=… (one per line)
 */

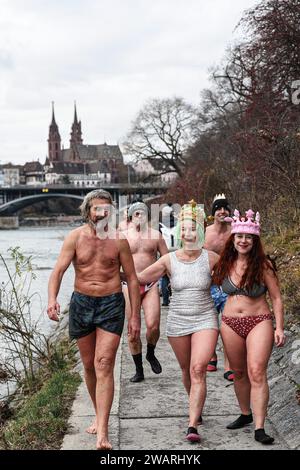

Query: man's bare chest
left=206, top=231, right=229, bottom=254
left=127, top=235, right=157, bottom=255
left=75, top=238, right=119, bottom=267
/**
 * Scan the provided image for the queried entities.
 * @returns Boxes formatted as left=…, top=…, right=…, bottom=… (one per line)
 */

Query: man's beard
left=89, top=216, right=109, bottom=235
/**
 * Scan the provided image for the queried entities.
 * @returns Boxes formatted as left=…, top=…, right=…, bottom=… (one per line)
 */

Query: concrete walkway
left=61, top=305, right=289, bottom=451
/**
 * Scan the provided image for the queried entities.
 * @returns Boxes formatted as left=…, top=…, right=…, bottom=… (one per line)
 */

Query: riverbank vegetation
left=0, top=248, right=81, bottom=449
left=264, top=223, right=300, bottom=327
left=0, top=340, right=81, bottom=450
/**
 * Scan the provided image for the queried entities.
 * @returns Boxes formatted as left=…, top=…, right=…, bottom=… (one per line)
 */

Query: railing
left=0, top=181, right=168, bottom=190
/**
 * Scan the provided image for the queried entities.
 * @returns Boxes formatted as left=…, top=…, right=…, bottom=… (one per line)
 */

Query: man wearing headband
left=120, top=200, right=168, bottom=383
left=47, top=189, right=140, bottom=450
left=204, top=193, right=233, bottom=381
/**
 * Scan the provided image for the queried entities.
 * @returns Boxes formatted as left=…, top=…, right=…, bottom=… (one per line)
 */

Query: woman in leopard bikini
left=213, top=209, right=285, bottom=445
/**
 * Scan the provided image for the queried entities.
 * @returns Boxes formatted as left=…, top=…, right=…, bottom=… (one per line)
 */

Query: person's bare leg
left=246, top=320, right=274, bottom=430
left=221, top=323, right=251, bottom=414
left=94, top=328, right=120, bottom=450
left=189, top=329, right=219, bottom=428
left=207, top=294, right=220, bottom=371
left=143, top=286, right=162, bottom=374
left=123, top=286, right=142, bottom=354
left=223, top=348, right=230, bottom=371
left=168, top=335, right=191, bottom=394
left=123, top=285, right=143, bottom=381
left=207, top=332, right=218, bottom=371
left=143, top=286, right=160, bottom=346
left=77, top=332, right=97, bottom=434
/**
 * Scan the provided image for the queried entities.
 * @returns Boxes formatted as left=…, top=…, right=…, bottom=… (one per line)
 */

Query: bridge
left=0, top=183, right=166, bottom=216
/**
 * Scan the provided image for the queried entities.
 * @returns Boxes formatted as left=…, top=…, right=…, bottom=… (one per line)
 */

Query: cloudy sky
left=0, top=0, right=258, bottom=165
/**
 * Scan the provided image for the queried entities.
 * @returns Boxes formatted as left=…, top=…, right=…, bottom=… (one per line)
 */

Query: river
left=0, top=226, right=75, bottom=335
left=0, top=226, right=76, bottom=399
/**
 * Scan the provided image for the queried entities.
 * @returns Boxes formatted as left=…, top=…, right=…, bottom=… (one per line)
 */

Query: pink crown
left=225, top=209, right=260, bottom=236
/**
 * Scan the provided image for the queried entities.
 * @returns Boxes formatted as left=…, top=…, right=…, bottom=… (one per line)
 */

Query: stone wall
left=268, top=326, right=300, bottom=449
left=0, top=217, right=19, bottom=229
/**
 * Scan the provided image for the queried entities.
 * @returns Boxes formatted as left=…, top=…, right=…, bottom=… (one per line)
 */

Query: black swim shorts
left=69, top=291, right=125, bottom=340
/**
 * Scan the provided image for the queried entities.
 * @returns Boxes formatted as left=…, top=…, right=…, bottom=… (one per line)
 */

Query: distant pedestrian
left=159, top=203, right=176, bottom=307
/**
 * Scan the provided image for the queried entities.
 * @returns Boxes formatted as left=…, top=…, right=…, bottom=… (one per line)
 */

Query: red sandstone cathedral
left=45, top=103, right=129, bottom=185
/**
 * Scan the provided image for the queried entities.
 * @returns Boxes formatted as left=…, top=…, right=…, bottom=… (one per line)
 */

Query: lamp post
left=127, top=165, right=131, bottom=185
left=83, top=162, right=87, bottom=186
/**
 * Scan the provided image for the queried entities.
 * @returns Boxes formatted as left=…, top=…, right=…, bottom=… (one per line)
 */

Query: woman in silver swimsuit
left=137, top=200, right=219, bottom=443
left=213, top=209, right=285, bottom=445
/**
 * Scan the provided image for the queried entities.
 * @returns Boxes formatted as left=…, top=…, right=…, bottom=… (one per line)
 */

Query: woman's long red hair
left=212, top=234, right=276, bottom=289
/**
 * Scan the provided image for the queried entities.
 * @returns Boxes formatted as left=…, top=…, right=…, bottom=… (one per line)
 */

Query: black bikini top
left=222, top=276, right=267, bottom=298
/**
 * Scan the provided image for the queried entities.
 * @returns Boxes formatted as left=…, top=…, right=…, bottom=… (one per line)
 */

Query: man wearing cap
left=120, top=200, right=168, bottom=382
left=204, top=193, right=234, bottom=381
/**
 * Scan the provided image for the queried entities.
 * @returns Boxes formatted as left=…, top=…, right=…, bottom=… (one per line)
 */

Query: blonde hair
left=79, top=189, right=113, bottom=222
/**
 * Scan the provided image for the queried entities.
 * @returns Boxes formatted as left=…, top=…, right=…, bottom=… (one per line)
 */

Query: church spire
left=70, top=101, right=83, bottom=152
left=48, top=102, right=62, bottom=161
left=51, top=101, right=55, bottom=123
left=73, top=101, right=78, bottom=125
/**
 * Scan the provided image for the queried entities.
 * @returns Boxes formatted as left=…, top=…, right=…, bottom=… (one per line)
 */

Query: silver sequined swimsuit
left=166, top=250, right=219, bottom=337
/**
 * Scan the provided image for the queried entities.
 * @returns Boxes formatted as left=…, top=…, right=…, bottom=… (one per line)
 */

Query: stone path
left=61, top=305, right=289, bottom=450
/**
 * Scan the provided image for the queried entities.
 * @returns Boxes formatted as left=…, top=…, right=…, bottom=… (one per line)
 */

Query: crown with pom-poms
left=178, top=199, right=205, bottom=225
left=225, top=209, right=260, bottom=236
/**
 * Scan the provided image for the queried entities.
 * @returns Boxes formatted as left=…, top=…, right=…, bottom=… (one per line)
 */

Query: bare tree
left=182, top=0, right=300, bottom=222
left=123, top=97, right=199, bottom=178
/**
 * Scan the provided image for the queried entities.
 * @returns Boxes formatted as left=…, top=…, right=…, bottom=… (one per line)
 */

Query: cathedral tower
left=70, top=102, right=83, bottom=147
left=48, top=102, right=62, bottom=161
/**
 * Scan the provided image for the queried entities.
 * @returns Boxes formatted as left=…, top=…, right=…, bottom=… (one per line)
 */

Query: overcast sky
left=0, top=0, right=259, bottom=165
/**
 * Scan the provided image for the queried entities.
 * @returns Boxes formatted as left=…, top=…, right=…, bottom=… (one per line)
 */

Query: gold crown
left=179, top=200, right=205, bottom=225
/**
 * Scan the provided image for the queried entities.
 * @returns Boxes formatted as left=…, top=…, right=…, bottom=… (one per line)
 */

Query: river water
left=0, top=226, right=76, bottom=399
left=0, top=226, right=75, bottom=334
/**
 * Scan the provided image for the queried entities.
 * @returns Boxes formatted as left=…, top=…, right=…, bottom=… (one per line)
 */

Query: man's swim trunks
left=122, top=281, right=156, bottom=299
left=69, top=291, right=125, bottom=340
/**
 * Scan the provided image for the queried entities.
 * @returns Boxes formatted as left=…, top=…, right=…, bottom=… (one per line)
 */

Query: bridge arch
left=0, top=193, right=84, bottom=216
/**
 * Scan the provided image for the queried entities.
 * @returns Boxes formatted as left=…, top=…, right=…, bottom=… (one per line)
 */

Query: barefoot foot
left=85, top=418, right=97, bottom=434
left=96, top=436, right=112, bottom=450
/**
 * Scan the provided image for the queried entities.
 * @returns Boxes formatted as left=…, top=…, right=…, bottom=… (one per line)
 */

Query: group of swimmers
left=47, top=189, right=285, bottom=449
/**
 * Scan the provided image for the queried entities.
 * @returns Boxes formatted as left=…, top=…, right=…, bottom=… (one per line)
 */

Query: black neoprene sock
left=130, top=353, right=144, bottom=382
left=146, top=343, right=162, bottom=374
left=254, top=428, right=274, bottom=445
left=226, top=413, right=253, bottom=429
left=146, top=343, right=155, bottom=358
left=132, top=353, right=143, bottom=374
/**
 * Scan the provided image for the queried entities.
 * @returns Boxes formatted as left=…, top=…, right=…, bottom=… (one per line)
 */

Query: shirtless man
left=120, top=201, right=168, bottom=382
left=47, top=189, right=140, bottom=450
left=118, top=208, right=130, bottom=231
left=204, top=193, right=233, bottom=381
